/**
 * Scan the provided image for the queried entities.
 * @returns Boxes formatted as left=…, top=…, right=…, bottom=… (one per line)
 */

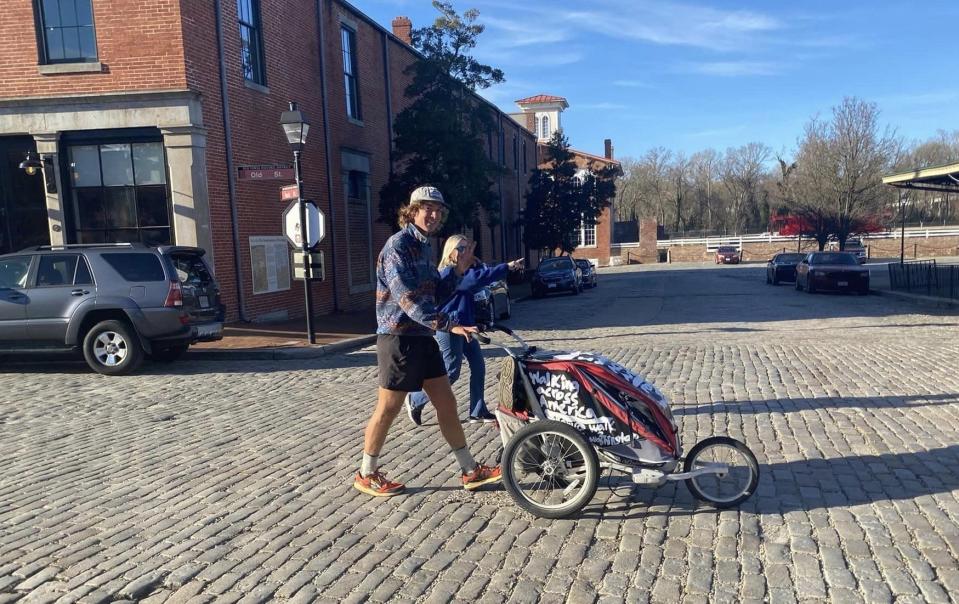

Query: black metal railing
left=888, top=259, right=959, bottom=299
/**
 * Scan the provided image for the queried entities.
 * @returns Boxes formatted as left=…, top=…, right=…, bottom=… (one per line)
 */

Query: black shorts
left=377, top=334, right=447, bottom=391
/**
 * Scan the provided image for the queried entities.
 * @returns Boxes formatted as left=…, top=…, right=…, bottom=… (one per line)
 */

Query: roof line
left=333, top=0, right=534, bottom=137
left=882, top=160, right=959, bottom=185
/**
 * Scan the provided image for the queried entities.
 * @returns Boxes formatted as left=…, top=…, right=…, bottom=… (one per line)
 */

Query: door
left=0, top=255, right=33, bottom=343
left=0, top=137, right=50, bottom=255
left=25, top=254, right=95, bottom=345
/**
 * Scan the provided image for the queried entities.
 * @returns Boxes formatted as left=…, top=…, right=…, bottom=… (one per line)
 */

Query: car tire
left=766, top=273, right=771, bottom=284
left=150, top=343, right=189, bottom=363
left=806, top=278, right=816, bottom=294
left=82, top=319, right=144, bottom=376
left=772, top=274, right=779, bottom=286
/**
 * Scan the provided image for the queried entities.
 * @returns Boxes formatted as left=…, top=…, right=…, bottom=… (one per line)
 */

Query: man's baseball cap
left=409, top=185, right=448, bottom=208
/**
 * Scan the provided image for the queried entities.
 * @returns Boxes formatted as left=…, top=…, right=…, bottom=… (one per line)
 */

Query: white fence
left=610, top=226, right=959, bottom=250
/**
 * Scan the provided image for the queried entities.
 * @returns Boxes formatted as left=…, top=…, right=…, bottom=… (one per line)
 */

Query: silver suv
left=0, top=243, right=224, bottom=375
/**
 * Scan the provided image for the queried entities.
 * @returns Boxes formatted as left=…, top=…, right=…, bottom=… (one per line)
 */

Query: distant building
left=509, top=94, right=621, bottom=265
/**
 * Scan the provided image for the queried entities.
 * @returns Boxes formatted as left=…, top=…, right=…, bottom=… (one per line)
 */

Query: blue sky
left=362, top=0, right=959, bottom=160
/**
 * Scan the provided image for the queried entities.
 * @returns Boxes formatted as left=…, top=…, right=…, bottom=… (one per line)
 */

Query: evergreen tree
left=523, top=131, right=618, bottom=255
left=379, top=2, right=504, bottom=238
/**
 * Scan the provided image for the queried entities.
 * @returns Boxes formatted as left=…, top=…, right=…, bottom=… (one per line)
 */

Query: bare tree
left=721, top=142, right=771, bottom=234
left=829, top=98, right=898, bottom=247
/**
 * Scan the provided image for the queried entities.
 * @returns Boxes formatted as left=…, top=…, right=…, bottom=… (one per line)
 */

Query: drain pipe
left=315, top=0, right=340, bottom=311
left=214, top=0, right=248, bottom=321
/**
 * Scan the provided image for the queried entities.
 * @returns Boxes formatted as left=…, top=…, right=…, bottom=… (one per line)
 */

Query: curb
left=184, top=334, right=377, bottom=361
left=871, top=288, right=959, bottom=309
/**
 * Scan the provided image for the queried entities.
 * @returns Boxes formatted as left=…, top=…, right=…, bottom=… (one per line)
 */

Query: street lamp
left=280, top=101, right=316, bottom=344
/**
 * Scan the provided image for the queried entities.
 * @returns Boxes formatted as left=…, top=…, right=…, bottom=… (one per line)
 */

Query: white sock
left=361, top=453, right=378, bottom=477
left=452, top=446, right=477, bottom=474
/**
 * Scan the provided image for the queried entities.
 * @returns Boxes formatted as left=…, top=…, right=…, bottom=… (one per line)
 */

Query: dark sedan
left=795, top=252, right=870, bottom=295
left=531, top=256, right=581, bottom=297
left=766, top=252, right=806, bottom=285
left=574, top=258, right=597, bottom=288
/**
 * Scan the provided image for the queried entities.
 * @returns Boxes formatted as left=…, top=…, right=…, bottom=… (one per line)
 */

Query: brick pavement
left=2, top=263, right=959, bottom=603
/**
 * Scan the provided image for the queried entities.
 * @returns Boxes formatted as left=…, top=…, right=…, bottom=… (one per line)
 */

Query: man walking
left=354, top=186, right=501, bottom=497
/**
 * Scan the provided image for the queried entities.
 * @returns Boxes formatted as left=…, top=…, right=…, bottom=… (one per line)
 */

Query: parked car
left=474, top=279, right=510, bottom=324
left=715, top=246, right=741, bottom=264
left=766, top=252, right=806, bottom=285
left=574, top=258, right=597, bottom=288
left=795, top=252, right=870, bottom=295
left=531, top=256, right=582, bottom=297
left=827, top=237, right=867, bottom=263
left=0, top=243, right=224, bottom=375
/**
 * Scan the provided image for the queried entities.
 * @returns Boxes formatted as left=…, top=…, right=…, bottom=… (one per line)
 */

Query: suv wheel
left=150, top=343, right=189, bottom=363
left=82, top=320, right=144, bottom=376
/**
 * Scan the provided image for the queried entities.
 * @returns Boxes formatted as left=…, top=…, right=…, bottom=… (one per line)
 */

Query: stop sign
left=283, top=200, right=325, bottom=249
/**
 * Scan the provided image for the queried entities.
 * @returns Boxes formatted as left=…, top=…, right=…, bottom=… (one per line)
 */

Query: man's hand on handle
left=451, top=325, right=478, bottom=342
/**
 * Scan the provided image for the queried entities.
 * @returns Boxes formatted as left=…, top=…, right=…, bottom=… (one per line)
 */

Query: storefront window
left=68, top=141, right=171, bottom=246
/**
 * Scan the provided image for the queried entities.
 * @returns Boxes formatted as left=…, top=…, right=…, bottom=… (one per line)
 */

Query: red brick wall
left=0, top=0, right=187, bottom=98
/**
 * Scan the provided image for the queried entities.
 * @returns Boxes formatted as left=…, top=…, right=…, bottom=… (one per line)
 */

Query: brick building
left=0, top=1, right=535, bottom=322
left=509, top=94, right=621, bottom=265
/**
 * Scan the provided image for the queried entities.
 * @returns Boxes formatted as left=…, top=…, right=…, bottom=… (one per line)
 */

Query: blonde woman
left=407, top=234, right=524, bottom=425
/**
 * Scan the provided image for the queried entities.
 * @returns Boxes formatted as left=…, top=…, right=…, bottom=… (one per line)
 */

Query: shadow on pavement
left=673, top=392, right=959, bottom=417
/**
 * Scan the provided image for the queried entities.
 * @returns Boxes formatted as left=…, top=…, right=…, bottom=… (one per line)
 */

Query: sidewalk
left=187, top=281, right=534, bottom=361
left=188, top=309, right=377, bottom=360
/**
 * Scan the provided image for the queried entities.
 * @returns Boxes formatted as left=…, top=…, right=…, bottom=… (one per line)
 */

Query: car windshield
left=718, top=247, right=737, bottom=253
left=811, top=253, right=858, bottom=265
left=575, top=260, right=591, bottom=269
left=776, top=253, right=806, bottom=263
left=539, top=258, right=571, bottom=271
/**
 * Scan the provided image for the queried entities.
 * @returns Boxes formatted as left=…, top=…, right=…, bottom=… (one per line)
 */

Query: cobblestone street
left=3, top=263, right=959, bottom=604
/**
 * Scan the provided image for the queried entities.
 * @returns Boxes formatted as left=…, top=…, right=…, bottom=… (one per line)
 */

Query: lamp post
left=280, top=101, right=316, bottom=344
left=899, top=190, right=905, bottom=265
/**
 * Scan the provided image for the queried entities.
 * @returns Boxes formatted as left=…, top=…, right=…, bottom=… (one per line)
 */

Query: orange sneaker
left=462, top=464, right=502, bottom=491
left=353, top=471, right=405, bottom=497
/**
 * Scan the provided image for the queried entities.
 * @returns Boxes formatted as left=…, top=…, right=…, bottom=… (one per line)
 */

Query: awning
left=882, top=161, right=959, bottom=193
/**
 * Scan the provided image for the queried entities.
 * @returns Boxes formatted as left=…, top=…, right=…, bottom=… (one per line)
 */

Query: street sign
left=237, top=164, right=295, bottom=181
left=280, top=184, right=299, bottom=201
left=293, top=252, right=325, bottom=281
left=283, top=200, right=325, bottom=249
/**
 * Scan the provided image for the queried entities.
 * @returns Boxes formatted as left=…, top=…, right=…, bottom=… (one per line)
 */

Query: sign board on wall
left=249, top=236, right=291, bottom=294
left=237, top=164, right=295, bottom=181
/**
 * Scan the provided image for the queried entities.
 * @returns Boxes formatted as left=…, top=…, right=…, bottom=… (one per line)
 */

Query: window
left=523, top=140, right=528, bottom=173
left=36, top=255, right=78, bottom=286
left=345, top=169, right=373, bottom=288
left=512, top=135, right=518, bottom=171
left=500, top=128, right=506, bottom=167
left=0, top=257, right=31, bottom=288
left=341, top=26, right=361, bottom=120
left=68, top=141, right=172, bottom=246
left=541, top=115, right=550, bottom=139
left=36, top=0, right=98, bottom=63
left=237, top=0, right=265, bottom=84
left=101, top=253, right=166, bottom=282
left=580, top=218, right=596, bottom=247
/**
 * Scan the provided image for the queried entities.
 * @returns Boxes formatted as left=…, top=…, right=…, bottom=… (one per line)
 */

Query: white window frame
left=579, top=217, right=597, bottom=248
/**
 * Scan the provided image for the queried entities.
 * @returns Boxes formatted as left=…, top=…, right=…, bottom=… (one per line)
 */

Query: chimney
left=392, top=16, right=412, bottom=45
left=604, top=138, right=614, bottom=160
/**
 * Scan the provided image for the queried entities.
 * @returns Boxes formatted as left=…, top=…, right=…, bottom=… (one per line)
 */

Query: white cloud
left=560, top=1, right=781, bottom=52
left=681, top=61, right=780, bottom=77
left=612, top=80, right=655, bottom=89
